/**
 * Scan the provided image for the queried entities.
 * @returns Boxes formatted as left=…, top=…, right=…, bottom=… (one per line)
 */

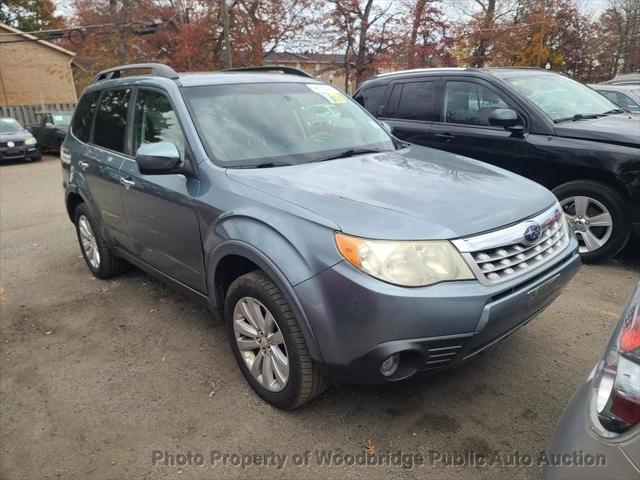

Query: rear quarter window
left=71, top=91, right=99, bottom=143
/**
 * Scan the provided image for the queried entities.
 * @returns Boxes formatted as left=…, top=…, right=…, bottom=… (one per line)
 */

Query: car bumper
left=294, top=237, right=581, bottom=383
left=0, top=146, right=39, bottom=161
left=543, top=377, right=640, bottom=479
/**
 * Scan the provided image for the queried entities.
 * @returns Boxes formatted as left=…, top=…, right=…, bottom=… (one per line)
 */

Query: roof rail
left=222, top=65, right=312, bottom=78
left=93, top=63, right=179, bottom=83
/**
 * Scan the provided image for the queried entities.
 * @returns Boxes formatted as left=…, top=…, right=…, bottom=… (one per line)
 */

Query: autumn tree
left=598, top=0, right=640, bottom=75
left=0, top=0, right=64, bottom=31
left=404, top=0, right=455, bottom=68
left=451, top=0, right=520, bottom=66
left=327, top=0, right=401, bottom=89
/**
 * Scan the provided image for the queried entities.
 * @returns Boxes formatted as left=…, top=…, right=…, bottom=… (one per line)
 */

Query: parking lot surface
left=1, top=156, right=639, bottom=480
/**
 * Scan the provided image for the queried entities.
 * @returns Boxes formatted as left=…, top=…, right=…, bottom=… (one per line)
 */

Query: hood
left=0, top=129, right=32, bottom=142
left=554, top=113, right=640, bottom=147
left=226, top=145, right=556, bottom=240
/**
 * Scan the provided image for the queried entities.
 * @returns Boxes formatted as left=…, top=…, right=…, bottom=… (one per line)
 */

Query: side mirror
left=488, top=108, right=523, bottom=133
left=135, top=142, right=182, bottom=175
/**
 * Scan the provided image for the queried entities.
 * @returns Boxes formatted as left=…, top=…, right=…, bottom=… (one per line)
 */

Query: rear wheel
left=225, top=270, right=328, bottom=409
left=74, top=203, right=129, bottom=278
left=554, top=180, right=630, bottom=262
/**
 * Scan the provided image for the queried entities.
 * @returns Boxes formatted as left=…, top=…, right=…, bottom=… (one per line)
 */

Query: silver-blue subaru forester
left=61, top=63, right=581, bottom=409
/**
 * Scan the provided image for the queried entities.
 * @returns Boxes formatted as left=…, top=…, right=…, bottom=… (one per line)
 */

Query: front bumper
left=0, top=145, right=39, bottom=161
left=543, top=377, right=640, bottom=479
left=294, top=237, right=580, bottom=383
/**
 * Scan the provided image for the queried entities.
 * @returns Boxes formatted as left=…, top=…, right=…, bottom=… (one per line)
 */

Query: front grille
left=453, top=204, right=569, bottom=285
left=0, top=140, right=24, bottom=147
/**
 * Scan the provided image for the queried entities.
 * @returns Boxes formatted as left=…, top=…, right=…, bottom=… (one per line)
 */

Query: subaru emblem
left=523, top=223, right=542, bottom=245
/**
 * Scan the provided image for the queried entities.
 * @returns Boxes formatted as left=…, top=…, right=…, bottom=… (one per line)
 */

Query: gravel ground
left=1, top=156, right=639, bottom=480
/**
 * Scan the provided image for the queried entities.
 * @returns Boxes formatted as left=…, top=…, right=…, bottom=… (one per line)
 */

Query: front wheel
left=554, top=180, right=630, bottom=262
left=225, top=271, right=328, bottom=409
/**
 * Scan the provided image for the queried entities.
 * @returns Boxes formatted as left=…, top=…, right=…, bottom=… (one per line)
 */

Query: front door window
left=443, top=81, right=509, bottom=126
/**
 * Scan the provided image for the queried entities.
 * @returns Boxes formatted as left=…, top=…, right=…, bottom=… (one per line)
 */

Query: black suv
left=355, top=67, right=640, bottom=262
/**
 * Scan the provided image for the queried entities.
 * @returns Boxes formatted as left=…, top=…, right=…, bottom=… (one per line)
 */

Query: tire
left=74, top=203, right=129, bottom=278
left=225, top=271, right=328, bottom=409
left=553, top=180, right=630, bottom=263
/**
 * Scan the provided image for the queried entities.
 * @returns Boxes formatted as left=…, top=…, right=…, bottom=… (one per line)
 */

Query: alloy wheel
left=233, top=296, right=289, bottom=392
left=78, top=215, right=100, bottom=269
left=560, top=195, right=613, bottom=254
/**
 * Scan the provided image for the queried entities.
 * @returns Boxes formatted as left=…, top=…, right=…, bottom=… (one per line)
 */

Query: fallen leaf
left=362, top=439, right=376, bottom=454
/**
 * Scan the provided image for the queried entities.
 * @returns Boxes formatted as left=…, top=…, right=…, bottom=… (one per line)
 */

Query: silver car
left=544, top=282, right=640, bottom=479
left=589, top=84, right=640, bottom=114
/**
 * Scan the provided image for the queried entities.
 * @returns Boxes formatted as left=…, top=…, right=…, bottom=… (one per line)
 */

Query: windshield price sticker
left=307, top=84, right=349, bottom=104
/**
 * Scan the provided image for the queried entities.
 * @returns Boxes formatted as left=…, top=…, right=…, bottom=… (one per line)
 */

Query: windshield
left=183, top=82, right=395, bottom=167
left=505, top=74, right=620, bottom=122
left=52, top=113, right=72, bottom=126
left=0, top=118, right=24, bottom=134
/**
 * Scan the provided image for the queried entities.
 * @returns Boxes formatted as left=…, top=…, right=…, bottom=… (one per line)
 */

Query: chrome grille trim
left=452, top=204, right=570, bottom=286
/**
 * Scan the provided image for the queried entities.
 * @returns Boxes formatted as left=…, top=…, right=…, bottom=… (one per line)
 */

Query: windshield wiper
left=312, top=147, right=385, bottom=163
left=232, top=161, right=294, bottom=169
left=601, top=108, right=626, bottom=114
left=554, top=113, right=602, bottom=123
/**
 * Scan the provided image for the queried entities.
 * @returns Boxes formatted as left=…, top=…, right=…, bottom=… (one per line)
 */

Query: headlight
left=24, top=136, right=37, bottom=146
left=335, top=233, right=475, bottom=286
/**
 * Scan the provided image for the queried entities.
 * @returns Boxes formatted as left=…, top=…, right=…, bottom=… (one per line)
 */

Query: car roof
left=86, top=71, right=323, bottom=93
left=361, top=66, right=555, bottom=86
left=177, top=72, right=323, bottom=87
left=589, top=84, right=639, bottom=92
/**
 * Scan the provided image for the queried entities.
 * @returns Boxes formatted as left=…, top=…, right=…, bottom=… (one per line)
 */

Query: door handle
left=78, top=160, right=89, bottom=170
left=119, top=177, right=136, bottom=190
left=434, top=132, right=455, bottom=141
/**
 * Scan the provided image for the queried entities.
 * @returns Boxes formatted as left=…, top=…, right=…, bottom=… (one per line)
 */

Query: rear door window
left=71, top=91, right=99, bottom=143
left=396, top=81, right=437, bottom=121
left=93, top=88, right=132, bottom=154
left=384, top=84, right=403, bottom=118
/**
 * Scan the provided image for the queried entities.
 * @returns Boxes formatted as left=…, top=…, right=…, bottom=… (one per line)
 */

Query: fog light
left=380, top=354, right=399, bottom=377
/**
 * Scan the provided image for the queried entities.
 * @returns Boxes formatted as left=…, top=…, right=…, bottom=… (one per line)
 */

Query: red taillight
left=619, top=313, right=640, bottom=353
left=593, top=285, right=640, bottom=435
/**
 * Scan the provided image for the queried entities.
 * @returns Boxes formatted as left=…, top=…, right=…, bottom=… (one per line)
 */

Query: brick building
left=0, top=22, right=77, bottom=108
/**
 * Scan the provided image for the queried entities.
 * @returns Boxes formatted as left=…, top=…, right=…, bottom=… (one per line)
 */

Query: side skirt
left=113, top=247, right=212, bottom=308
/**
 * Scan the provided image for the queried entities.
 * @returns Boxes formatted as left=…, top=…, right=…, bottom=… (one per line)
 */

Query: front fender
left=207, top=239, right=326, bottom=362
